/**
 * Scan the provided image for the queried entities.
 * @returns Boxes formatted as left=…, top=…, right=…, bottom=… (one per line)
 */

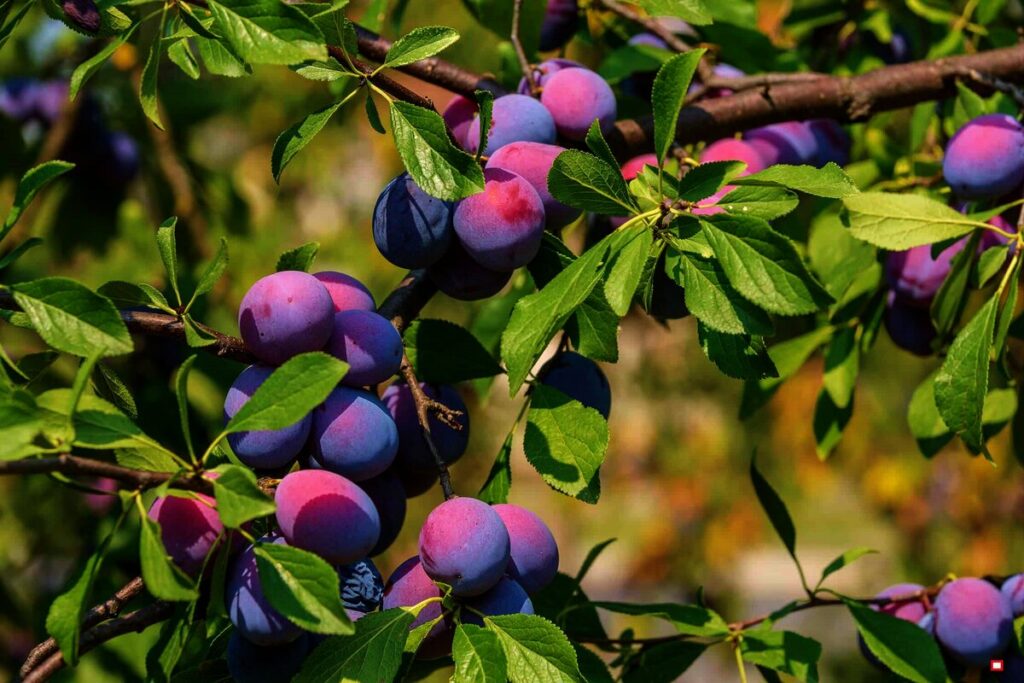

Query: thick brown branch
left=376, top=269, right=438, bottom=333
left=0, top=454, right=213, bottom=494
left=22, top=600, right=174, bottom=683
left=609, top=43, right=1024, bottom=159
left=19, top=577, right=145, bottom=679
left=354, top=26, right=504, bottom=96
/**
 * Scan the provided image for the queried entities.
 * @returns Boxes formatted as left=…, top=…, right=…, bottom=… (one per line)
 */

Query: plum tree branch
left=399, top=357, right=456, bottom=501
left=22, top=600, right=174, bottom=683
left=0, top=454, right=214, bottom=493
left=19, top=577, right=146, bottom=679
left=511, top=0, right=538, bottom=95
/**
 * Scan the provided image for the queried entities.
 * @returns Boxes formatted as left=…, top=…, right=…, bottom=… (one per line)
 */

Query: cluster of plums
left=374, top=55, right=620, bottom=302
left=143, top=266, right=601, bottom=680
left=862, top=575, right=1024, bottom=674
left=884, top=114, right=1023, bottom=355
left=0, top=78, right=140, bottom=190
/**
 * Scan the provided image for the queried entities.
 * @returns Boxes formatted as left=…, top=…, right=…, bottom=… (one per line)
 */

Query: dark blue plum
left=538, top=351, right=612, bottom=418
left=275, top=470, right=381, bottom=564
left=382, top=557, right=453, bottom=659
left=373, top=173, right=454, bottom=268
left=227, top=536, right=304, bottom=645
left=338, top=558, right=384, bottom=612
left=226, top=632, right=311, bottom=683
left=357, top=470, right=407, bottom=556
left=461, top=577, right=534, bottom=626
left=224, top=365, right=311, bottom=470
left=324, top=310, right=403, bottom=387
left=383, top=382, right=469, bottom=473
left=944, top=114, right=1024, bottom=200
left=493, top=504, right=559, bottom=595
left=0, top=79, right=40, bottom=121
left=238, top=271, right=334, bottom=366
left=883, top=293, right=936, bottom=357
left=540, top=68, right=617, bottom=141
left=539, top=0, right=579, bottom=52
left=467, top=95, right=556, bottom=156
left=312, top=271, right=375, bottom=312
left=486, top=141, right=580, bottom=229
left=427, top=239, right=512, bottom=301
left=933, top=577, right=1013, bottom=666
left=419, top=497, right=511, bottom=597
left=454, top=168, right=545, bottom=272
left=311, top=387, right=399, bottom=482
left=1001, top=574, right=1024, bottom=617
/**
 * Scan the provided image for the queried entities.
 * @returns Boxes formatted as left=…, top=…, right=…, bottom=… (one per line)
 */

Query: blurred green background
left=2, top=0, right=1024, bottom=680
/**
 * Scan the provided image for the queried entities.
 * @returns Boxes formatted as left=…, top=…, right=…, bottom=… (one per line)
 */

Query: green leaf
left=697, top=324, right=777, bottom=381
left=741, top=327, right=833, bottom=418
left=222, top=352, right=347, bottom=434
left=0, top=391, right=43, bottom=459
left=740, top=630, right=820, bottom=682
left=715, top=185, right=800, bottom=220
left=2, top=160, right=75, bottom=237
left=182, top=315, right=217, bottom=348
left=503, top=228, right=638, bottom=393
left=930, top=233, right=979, bottom=338
left=453, top=624, right=507, bottom=683
left=254, top=542, right=353, bottom=634
left=139, top=14, right=166, bottom=130
left=45, top=522, right=121, bottom=664
left=383, top=26, right=459, bottom=67
left=12, top=278, right=132, bottom=357
left=0, top=236, right=43, bottom=270
left=139, top=509, right=200, bottom=601
left=174, top=355, right=196, bottom=461
left=272, top=97, right=347, bottom=182
left=734, top=163, right=859, bottom=198
left=651, top=50, right=705, bottom=163
left=750, top=456, right=797, bottom=558
left=207, top=0, right=325, bottom=65
left=584, top=120, right=621, bottom=173
left=822, top=327, right=859, bottom=409
left=934, top=296, right=998, bottom=450
left=97, top=281, right=172, bottom=312
left=295, top=608, right=415, bottom=682
left=678, top=160, right=746, bottom=202
left=473, top=90, right=494, bottom=162
left=622, top=640, right=706, bottom=683
left=293, top=57, right=349, bottom=82
left=276, top=242, right=320, bottom=272
left=548, top=150, right=637, bottom=215
left=177, top=1, right=218, bottom=38
left=116, top=448, right=180, bottom=473
left=604, top=227, right=653, bottom=316
left=390, top=101, right=485, bottom=201
left=485, top=614, right=581, bottom=683
left=156, top=218, right=182, bottom=306
left=845, top=599, right=947, bottom=683
left=404, top=319, right=503, bottom=383
left=575, top=644, right=615, bottom=683
left=211, top=464, right=275, bottom=527
left=816, top=548, right=877, bottom=589
left=668, top=252, right=774, bottom=335
left=630, top=0, right=712, bottom=24
left=807, top=210, right=877, bottom=300
left=187, top=237, right=229, bottom=310
left=478, top=431, right=513, bottom=504
left=701, top=214, right=833, bottom=316
left=842, top=192, right=984, bottom=250
left=36, top=390, right=170, bottom=454
left=593, top=602, right=730, bottom=637
left=525, top=384, right=607, bottom=503
left=365, top=90, right=385, bottom=134
left=196, top=35, right=252, bottom=76
left=146, top=606, right=197, bottom=683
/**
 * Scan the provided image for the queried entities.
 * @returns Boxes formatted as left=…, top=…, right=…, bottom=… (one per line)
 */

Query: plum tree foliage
left=3, top=0, right=1024, bottom=681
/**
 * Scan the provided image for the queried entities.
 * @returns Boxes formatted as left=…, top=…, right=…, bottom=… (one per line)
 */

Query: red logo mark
left=991, top=659, right=1005, bottom=672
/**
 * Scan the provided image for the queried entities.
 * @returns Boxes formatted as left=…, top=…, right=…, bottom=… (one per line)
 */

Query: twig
left=376, top=269, right=438, bottom=333
left=0, top=454, right=213, bottom=494
left=19, top=577, right=145, bottom=679
left=511, top=0, right=538, bottom=95
left=22, top=600, right=174, bottom=683
left=954, top=65, right=1024, bottom=109
left=399, top=356, right=455, bottom=500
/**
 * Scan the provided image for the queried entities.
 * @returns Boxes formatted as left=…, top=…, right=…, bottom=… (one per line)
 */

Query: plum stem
left=400, top=355, right=457, bottom=500
left=511, top=0, right=539, bottom=96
